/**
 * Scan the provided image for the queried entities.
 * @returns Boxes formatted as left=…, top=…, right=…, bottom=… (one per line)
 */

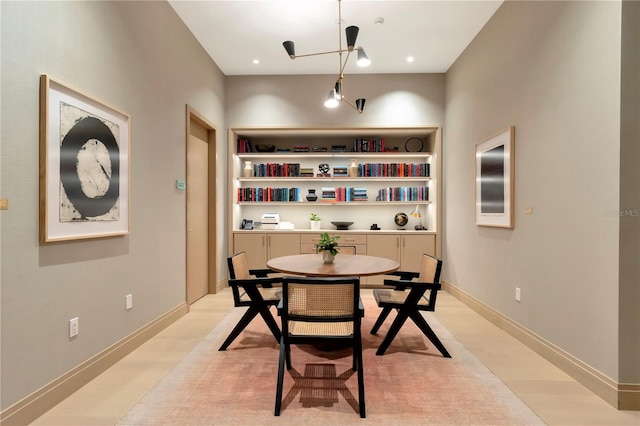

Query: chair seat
left=239, top=287, right=281, bottom=303
left=289, top=320, right=353, bottom=336
left=373, top=288, right=432, bottom=309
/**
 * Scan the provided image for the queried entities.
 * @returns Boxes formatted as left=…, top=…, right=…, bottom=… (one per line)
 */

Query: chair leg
left=257, top=304, right=282, bottom=344
left=370, top=307, right=392, bottom=335
left=356, top=342, right=366, bottom=418
left=285, top=341, right=292, bottom=370
left=409, top=311, right=451, bottom=358
left=218, top=305, right=260, bottom=351
left=375, top=308, right=410, bottom=356
left=274, top=337, right=286, bottom=416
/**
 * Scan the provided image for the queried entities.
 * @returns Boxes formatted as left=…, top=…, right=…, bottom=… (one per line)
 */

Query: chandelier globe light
left=282, top=0, right=370, bottom=114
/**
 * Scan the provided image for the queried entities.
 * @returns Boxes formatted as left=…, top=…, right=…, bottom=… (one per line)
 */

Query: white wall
left=0, top=0, right=226, bottom=409
left=444, top=1, right=622, bottom=381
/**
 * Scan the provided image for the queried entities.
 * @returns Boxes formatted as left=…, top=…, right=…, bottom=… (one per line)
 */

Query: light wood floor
left=33, top=289, right=639, bottom=425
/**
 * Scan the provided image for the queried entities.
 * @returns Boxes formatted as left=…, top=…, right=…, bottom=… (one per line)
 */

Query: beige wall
left=445, top=0, right=629, bottom=383
left=226, top=73, right=445, bottom=128
left=0, top=0, right=226, bottom=409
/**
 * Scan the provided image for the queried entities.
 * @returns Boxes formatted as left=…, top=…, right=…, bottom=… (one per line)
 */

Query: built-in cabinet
left=365, top=234, right=435, bottom=285
left=228, top=127, right=442, bottom=285
left=233, top=233, right=300, bottom=269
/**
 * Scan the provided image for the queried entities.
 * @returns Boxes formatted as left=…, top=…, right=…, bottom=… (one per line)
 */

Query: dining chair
left=370, top=253, right=451, bottom=358
left=218, top=252, right=282, bottom=351
left=315, top=245, right=357, bottom=254
left=274, top=276, right=365, bottom=418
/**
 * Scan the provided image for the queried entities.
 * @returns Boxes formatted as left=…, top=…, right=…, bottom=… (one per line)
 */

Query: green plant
left=315, top=232, right=340, bottom=256
left=309, top=213, right=321, bottom=221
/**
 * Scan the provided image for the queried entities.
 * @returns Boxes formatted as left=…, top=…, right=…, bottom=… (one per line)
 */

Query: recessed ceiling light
left=253, top=59, right=260, bottom=64
left=406, top=56, right=414, bottom=63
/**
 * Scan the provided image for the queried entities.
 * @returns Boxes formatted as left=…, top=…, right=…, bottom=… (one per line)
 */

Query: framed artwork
left=475, top=126, right=514, bottom=228
left=39, top=75, right=130, bottom=242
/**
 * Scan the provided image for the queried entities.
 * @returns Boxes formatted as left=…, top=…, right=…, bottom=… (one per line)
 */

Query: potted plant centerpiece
left=316, top=232, right=340, bottom=263
left=310, top=213, right=322, bottom=230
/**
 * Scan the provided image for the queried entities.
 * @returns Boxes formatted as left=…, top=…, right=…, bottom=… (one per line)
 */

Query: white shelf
left=237, top=177, right=431, bottom=182
left=238, top=201, right=432, bottom=206
left=238, top=152, right=431, bottom=159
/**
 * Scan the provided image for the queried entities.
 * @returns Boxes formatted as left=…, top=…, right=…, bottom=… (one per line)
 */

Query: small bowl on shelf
left=255, top=144, right=276, bottom=152
left=331, top=221, right=354, bottom=230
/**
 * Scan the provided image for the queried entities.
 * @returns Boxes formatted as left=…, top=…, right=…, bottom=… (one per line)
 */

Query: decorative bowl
left=331, top=221, right=354, bottom=230
left=255, top=144, right=276, bottom=152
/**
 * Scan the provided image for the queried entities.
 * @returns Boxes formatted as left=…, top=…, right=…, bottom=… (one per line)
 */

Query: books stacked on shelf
left=321, top=187, right=336, bottom=202
left=375, top=186, right=429, bottom=202
left=300, top=167, right=314, bottom=177
left=319, top=187, right=368, bottom=202
left=352, top=188, right=368, bottom=201
left=237, top=187, right=300, bottom=202
left=312, top=147, right=328, bottom=152
left=237, top=137, right=252, bottom=153
left=253, top=163, right=301, bottom=177
left=293, top=145, right=309, bottom=152
left=353, top=138, right=384, bottom=152
left=333, top=166, right=348, bottom=177
left=358, top=162, right=430, bottom=177
left=331, top=145, right=348, bottom=152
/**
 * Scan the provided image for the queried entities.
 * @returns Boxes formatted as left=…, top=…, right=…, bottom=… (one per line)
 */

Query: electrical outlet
left=126, top=294, right=133, bottom=310
left=515, top=287, right=521, bottom=302
left=69, top=317, right=79, bottom=337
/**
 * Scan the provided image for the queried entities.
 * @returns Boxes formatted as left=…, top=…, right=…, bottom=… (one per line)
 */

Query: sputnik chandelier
left=282, top=0, right=370, bottom=114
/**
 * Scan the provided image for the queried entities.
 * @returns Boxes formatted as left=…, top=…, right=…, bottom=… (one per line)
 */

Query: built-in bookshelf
left=227, top=127, right=442, bottom=267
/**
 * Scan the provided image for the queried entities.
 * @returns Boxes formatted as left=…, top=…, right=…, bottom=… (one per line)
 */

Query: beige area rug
left=118, top=295, right=544, bottom=425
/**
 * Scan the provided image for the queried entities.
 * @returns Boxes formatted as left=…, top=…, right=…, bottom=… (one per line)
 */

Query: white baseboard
left=0, top=302, right=189, bottom=426
left=443, top=280, right=639, bottom=411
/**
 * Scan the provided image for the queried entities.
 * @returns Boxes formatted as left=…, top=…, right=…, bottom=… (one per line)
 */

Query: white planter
left=310, top=220, right=321, bottom=230
left=322, top=251, right=335, bottom=263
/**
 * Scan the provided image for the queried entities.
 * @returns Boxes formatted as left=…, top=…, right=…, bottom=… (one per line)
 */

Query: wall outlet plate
left=69, top=317, right=79, bottom=337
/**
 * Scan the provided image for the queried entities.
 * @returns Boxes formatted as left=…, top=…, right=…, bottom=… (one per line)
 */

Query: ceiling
left=168, top=0, right=503, bottom=76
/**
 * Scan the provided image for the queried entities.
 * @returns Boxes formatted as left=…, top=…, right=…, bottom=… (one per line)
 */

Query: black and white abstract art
left=40, top=75, right=130, bottom=242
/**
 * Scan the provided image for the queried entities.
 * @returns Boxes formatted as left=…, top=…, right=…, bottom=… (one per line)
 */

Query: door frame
left=185, top=105, right=217, bottom=299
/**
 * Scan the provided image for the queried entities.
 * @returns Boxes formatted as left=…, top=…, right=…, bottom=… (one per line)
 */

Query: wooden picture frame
left=475, top=126, right=514, bottom=228
left=39, top=75, right=130, bottom=242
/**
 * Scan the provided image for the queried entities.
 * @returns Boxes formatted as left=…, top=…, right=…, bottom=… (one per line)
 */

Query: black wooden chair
left=218, top=252, right=282, bottom=351
left=370, top=253, right=451, bottom=358
left=275, top=276, right=365, bottom=418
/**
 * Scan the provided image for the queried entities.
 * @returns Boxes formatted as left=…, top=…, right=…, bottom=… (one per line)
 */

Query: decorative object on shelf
left=255, top=144, right=275, bottom=152
left=475, top=126, right=515, bottom=228
left=243, top=161, right=253, bottom=177
left=394, top=212, right=408, bottom=228
left=310, top=213, right=321, bottom=230
left=318, top=163, right=330, bottom=175
left=306, top=189, right=318, bottom=202
left=405, top=137, right=425, bottom=152
left=315, top=232, right=340, bottom=263
left=282, top=0, right=369, bottom=114
left=348, top=159, right=358, bottom=177
left=370, top=223, right=380, bottom=230
left=411, top=204, right=427, bottom=230
left=331, top=221, right=354, bottom=230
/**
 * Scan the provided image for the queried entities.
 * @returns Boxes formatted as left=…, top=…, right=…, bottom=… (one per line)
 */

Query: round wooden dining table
left=267, top=253, right=399, bottom=277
